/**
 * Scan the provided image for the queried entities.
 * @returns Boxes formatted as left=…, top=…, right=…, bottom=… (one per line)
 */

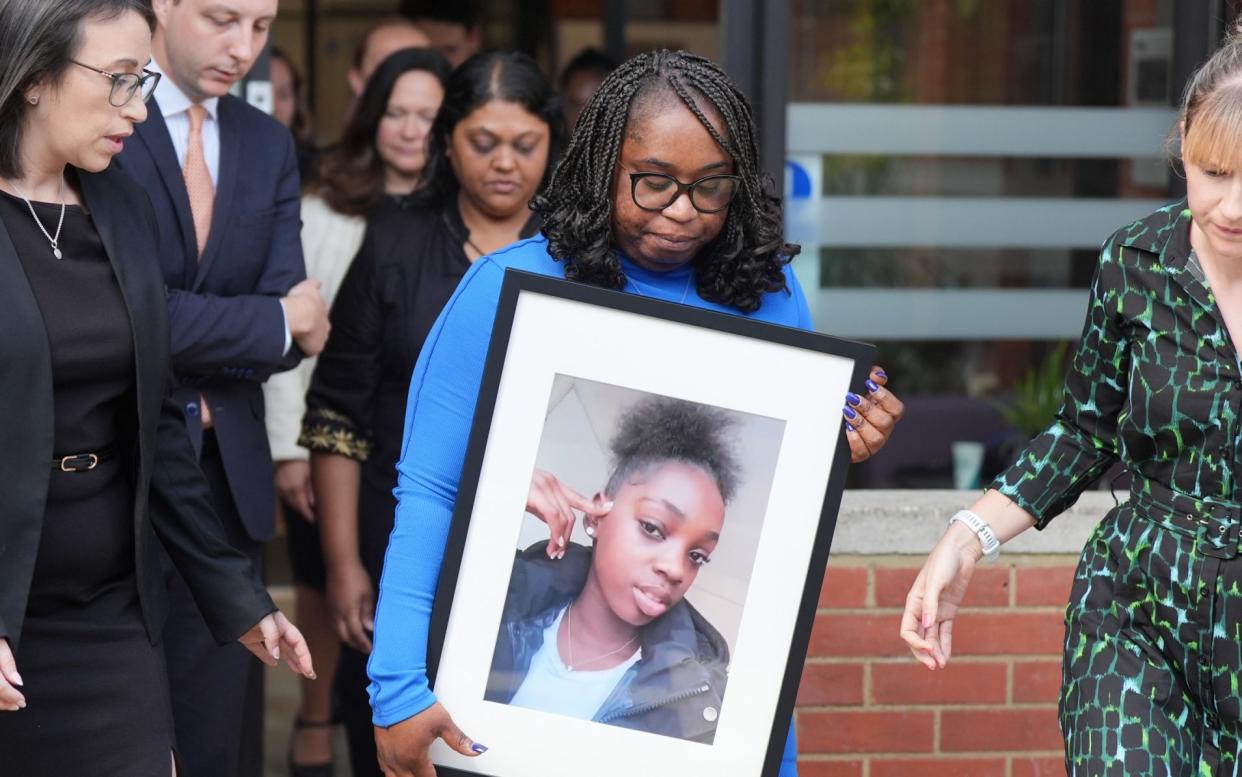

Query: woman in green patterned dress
left=901, top=25, right=1242, bottom=776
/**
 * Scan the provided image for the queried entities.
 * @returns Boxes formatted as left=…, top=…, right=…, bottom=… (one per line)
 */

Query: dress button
left=1200, top=585, right=1211, bottom=597
left=184, top=402, right=199, bottom=417
left=702, top=706, right=718, bottom=722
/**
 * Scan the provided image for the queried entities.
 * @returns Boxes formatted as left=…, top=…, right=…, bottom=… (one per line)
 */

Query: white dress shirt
left=148, top=61, right=221, bottom=186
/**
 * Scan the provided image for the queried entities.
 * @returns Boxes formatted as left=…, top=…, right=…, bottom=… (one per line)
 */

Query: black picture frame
left=427, top=269, right=875, bottom=777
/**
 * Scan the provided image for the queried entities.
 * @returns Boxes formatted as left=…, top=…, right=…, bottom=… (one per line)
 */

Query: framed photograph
left=428, top=270, right=875, bottom=777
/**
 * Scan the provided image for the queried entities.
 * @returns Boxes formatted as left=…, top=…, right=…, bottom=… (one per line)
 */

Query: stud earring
left=584, top=524, right=596, bottom=538
left=27, top=96, right=38, bottom=105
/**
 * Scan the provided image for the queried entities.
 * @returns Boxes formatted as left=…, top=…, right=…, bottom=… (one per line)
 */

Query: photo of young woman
left=483, top=377, right=785, bottom=744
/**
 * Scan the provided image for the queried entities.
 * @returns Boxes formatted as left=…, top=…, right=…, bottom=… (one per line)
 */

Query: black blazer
left=114, top=95, right=306, bottom=542
left=0, top=166, right=275, bottom=653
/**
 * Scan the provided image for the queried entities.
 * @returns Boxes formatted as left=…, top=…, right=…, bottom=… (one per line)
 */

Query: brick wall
left=794, top=556, right=1080, bottom=777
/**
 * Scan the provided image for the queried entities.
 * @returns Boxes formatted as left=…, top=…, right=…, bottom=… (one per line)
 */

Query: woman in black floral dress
left=902, top=25, right=1242, bottom=776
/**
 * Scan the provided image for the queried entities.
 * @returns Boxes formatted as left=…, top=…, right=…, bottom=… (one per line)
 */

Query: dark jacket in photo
left=485, top=542, right=729, bottom=743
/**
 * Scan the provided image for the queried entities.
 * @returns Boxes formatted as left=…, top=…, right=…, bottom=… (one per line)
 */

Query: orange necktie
left=184, top=104, right=215, bottom=427
left=183, top=104, right=214, bottom=257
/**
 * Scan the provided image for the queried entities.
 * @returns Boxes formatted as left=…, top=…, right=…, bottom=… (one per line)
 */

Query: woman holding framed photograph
left=369, top=50, right=904, bottom=777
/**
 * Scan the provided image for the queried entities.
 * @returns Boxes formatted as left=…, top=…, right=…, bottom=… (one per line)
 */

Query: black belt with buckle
left=51, top=444, right=117, bottom=473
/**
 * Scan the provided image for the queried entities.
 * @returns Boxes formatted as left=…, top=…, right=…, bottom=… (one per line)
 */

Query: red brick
left=941, top=708, right=1063, bottom=752
left=871, top=757, right=1006, bottom=777
left=819, top=566, right=868, bottom=608
left=875, top=566, right=1010, bottom=608
left=949, top=612, right=1066, bottom=656
left=1013, top=660, right=1062, bottom=703
left=872, top=661, right=1007, bottom=705
left=1015, top=566, right=1076, bottom=606
left=809, top=614, right=909, bottom=657
left=797, top=662, right=865, bottom=706
left=798, top=710, right=934, bottom=754
left=797, top=760, right=864, bottom=777
left=1012, top=756, right=1067, bottom=776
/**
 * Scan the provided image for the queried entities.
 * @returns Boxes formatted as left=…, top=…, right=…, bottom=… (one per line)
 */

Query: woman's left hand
left=239, top=610, right=316, bottom=679
left=843, top=366, right=904, bottom=463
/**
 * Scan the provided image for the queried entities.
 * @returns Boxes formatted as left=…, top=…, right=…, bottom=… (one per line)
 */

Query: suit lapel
left=194, top=96, right=240, bottom=291
left=0, top=199, right=51, bottom=364
left=134, top=99, right=198, bottom=274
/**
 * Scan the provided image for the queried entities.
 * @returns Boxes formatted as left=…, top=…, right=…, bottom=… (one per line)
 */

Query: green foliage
left=996, top=342, right=1070, bottom=437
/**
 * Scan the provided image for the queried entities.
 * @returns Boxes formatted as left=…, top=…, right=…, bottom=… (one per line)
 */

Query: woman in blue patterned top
left=369, top=50, right=905, bottom=777
left=901, top=25, right=1242, bottom=775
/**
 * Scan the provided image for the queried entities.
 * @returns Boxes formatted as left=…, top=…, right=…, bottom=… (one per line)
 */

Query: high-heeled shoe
left=287, top=717, right=335, bottom=777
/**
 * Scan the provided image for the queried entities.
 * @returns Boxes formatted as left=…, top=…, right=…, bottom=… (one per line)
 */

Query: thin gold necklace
left=564, top=603, right=639, bottom=672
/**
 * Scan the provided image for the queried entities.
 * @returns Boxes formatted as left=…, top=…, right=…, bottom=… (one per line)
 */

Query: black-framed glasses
left=70, top=60, right=161, bottom=107
left=628, top=171, right=742, bottom=214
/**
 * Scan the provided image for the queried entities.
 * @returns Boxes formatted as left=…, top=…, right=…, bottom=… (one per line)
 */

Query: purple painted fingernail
left=472, top=743, right=489, bottom=754
left=844, top=422, right=855, bottom=434
left=866, top=379, right=880, bottom=393
left=845, top=392, right=862, bottom=406
left=876, top=370, right=888, bottom=380
left=842, top=406, right=858, bottom=420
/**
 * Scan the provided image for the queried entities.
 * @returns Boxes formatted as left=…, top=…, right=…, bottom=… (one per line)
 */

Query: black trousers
left=338, top=643, right=382, bottom=777
left=162, top=431, right=265, bottom=777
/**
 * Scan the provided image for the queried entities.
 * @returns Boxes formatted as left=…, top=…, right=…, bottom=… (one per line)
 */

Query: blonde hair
left=1179, top=20, right=1242, bottom=171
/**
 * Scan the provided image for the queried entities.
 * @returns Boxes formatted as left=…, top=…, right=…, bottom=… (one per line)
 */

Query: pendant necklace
left=11, top=176, right=66, bottom=259
left=564, top=603, right=639, bottom=672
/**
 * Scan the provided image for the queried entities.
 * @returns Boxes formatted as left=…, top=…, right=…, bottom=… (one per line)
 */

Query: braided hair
left=533, top=50, right=799, bottom=314
left=604, top=396, right=739, bottom=505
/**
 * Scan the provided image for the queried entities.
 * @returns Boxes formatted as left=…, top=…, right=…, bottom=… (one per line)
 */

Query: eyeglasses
left=69, top=60, right=161, bottom=107
left=628, top=171, right=741, bottom=214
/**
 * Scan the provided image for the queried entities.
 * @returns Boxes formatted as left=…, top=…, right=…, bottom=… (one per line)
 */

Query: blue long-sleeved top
left=368, top=235, right=813, bottom=773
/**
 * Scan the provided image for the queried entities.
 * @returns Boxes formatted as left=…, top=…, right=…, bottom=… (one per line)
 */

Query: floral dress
left=994, top=202, right=1242, bottom=776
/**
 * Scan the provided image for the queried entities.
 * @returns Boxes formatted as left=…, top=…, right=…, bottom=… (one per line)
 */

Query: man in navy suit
left=115, top=1, right=329, bottom=775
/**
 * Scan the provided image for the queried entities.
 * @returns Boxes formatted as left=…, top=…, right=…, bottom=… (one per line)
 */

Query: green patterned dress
left=994, top=202, right=1242, bottom=776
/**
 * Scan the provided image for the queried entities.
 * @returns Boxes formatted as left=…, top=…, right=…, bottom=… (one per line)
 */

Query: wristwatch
left=949, top=509, right=1001, bottom=563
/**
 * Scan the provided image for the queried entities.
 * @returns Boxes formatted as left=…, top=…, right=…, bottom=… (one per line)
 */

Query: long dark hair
left=314, top=47, right=450, bottom=216
left=0, top=0, right=156, bottom=178
left=533, top=50, right=798, bottom=314
left=413, top=50, right=565, bottom=210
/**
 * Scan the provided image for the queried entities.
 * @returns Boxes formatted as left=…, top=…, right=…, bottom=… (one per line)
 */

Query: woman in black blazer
left=0, top=2, right=313, bottom=774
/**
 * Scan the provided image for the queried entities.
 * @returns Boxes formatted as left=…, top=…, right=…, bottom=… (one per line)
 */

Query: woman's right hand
left=375, top=702, right=485, bottom=777
left=0, top=638, right=25, bottom=711
left=899, top=523, right=984, bottom=669
left=526, top=468, right=611, bottom=559
left=326, top=557, right=374, bottom=653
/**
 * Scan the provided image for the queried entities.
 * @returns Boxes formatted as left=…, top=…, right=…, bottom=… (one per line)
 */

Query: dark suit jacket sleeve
left=164, top=132, right=305, bottom=380
left=148, top=393, right=276, bottom=643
